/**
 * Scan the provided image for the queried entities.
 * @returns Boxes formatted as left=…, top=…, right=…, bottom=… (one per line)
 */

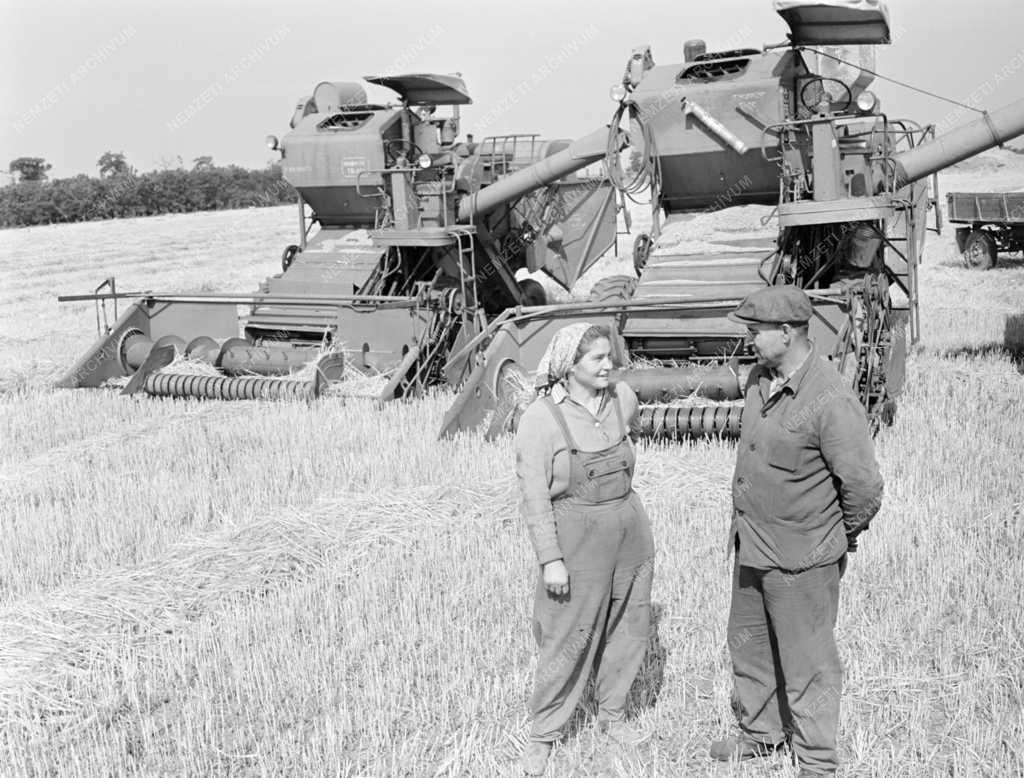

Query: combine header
left=58, top=74, right=622, bottom=400
left=440, top=0, right=1024, bottom=440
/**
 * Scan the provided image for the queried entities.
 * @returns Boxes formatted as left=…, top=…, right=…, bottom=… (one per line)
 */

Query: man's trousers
left=727, top=557, right=844, bottom=774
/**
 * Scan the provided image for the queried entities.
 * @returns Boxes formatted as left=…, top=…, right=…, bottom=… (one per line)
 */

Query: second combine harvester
left=441, top=0, right=1024, bottom=439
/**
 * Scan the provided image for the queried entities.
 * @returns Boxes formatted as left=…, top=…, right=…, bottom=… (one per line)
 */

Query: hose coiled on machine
left=606, top=98, right=661, bottom=203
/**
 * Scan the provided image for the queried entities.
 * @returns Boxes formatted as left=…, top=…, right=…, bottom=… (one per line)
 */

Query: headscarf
left=534, top=321, right=593, bottom=391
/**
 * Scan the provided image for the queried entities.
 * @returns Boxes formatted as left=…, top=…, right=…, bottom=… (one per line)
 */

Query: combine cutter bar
left=640, top=404, right=743, bottom=439
left=119, top=344, right=339, bottom=402
left=57, top=291, right=415, bottom=306
left=143, top=372, right=320, bottom=401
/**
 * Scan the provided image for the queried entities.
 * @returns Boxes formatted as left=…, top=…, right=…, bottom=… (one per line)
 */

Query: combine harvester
left=58, top=74, right=624, bottom=400
left=440, top=0, right=1024, bottom=440
left=60, top=0, right=1024, bottom=440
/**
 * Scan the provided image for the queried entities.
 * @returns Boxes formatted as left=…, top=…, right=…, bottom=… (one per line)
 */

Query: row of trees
left=2, top=153, right=295, bottom=228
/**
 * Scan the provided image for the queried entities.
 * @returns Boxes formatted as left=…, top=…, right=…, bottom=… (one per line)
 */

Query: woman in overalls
left=514, top=322, right=655, bottom=776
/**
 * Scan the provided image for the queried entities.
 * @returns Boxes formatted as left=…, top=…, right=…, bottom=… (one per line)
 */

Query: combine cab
left=58, top=74, right=622, bottom=400
left=441, top=0, right=1024, bottom=440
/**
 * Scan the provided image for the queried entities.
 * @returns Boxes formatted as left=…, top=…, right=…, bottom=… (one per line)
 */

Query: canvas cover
left=774, top=0, right=891, bottom=45
left=363, top=74, right=472, bottom=106
left=312, top=82, right=368, bottom=114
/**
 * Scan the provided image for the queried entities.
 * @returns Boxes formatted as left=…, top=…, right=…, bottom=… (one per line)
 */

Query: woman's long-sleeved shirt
left=514, top=382, right=641, bottom=565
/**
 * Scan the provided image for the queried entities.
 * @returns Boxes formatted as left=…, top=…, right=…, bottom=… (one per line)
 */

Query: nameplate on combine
left=342, top=157, right=367, bottom=177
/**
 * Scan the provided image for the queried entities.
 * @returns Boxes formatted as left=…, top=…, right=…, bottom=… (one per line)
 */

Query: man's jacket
left=731, top=350, right=884, bottom=571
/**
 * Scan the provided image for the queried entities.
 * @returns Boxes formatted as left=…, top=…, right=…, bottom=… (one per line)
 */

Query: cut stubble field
left=1, top=151, right=1023, bottom=776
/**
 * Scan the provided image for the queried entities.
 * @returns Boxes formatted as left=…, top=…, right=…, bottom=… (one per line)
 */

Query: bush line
left=0, top=165, right=295, bottom=228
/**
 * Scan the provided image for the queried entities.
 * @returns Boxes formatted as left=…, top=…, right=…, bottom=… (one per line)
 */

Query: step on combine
left=440, top=0, right=1024, bottom=440
left=58, top=74, right=625, bottom=400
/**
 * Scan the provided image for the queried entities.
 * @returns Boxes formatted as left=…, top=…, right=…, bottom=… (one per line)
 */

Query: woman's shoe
left=520, top=741, right=552, bottom=776
left=604, top=720, right=651, bottom=746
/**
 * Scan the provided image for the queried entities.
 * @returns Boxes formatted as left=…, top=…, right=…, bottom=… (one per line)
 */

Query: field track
left=1, top=151, right=1022, bottom=776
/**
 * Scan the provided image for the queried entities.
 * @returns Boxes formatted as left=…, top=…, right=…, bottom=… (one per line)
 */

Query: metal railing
left=476, top=134, right=540, bottom=178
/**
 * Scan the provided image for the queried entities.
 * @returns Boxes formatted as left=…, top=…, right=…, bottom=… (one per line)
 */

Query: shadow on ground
left=936, top=253, right=1024, bottom=270
left=997, top=254, right=1024, bottom=269
left=626, top=602, right=668, bottom=716
left=562, top=602, right=668, bottom=739
left=943, top=313, right=1024, bottom=373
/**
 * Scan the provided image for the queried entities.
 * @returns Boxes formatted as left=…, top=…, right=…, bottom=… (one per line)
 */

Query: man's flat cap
left=727, top=284, right=813, bottom=324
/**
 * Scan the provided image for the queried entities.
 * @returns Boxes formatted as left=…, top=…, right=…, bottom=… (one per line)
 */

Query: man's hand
left=543, top=559, right=570, bottom=597
left=847, top=522, right=868, bottom=552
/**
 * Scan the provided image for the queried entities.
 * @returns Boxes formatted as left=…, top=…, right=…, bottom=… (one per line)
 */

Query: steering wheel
left=383, top=138, right=424, bottom=167
left=799, top=77, right=853, bottom=114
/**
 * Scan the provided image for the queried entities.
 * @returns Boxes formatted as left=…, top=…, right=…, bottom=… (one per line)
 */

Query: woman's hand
left=543, top=559, right=570, bottom=597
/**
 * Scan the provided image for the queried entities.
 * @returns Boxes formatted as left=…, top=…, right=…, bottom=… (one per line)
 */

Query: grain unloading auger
left=57, top=74, right=624, bottom=401
left=440, top=0, right=1024, bottom=441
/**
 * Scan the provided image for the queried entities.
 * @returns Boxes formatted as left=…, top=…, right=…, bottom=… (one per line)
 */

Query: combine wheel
left=590, top=274, right=638, bottom=302
left=282, top=244, right=299, bottom=272
left=632, top=233, right=652, bottom=275
left=482, top=359, right=531, bottom=439
left=962, top=230, right=996, bottom=270
left=442, top=287, right=464, bottom=315
left=383, top=139, right=423, bottom=166
left=517, top=279, right=547, bottom=306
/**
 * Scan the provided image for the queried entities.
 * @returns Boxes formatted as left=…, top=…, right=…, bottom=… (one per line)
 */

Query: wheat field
left=0, top=152, right=1022, bottom=777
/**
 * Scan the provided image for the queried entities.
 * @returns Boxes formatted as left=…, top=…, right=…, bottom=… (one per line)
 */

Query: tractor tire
left=590, top=274, right=638, bottom=302
left=962, top=229, right=997, bottom=270
left=632, top=232, right=653, bottom=275
left=517, top=279, right=547, bottom=306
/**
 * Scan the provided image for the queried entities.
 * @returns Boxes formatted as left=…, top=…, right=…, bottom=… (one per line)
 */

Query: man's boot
left=709, top=735, right=782, bottom=761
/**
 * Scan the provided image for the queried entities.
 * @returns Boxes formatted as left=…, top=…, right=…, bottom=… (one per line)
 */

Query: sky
left=2, top=0, right=1024, bottom=179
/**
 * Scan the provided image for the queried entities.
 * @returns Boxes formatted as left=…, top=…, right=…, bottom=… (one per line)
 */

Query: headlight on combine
left=609, top=84, right=627, bottom=103
left=856, top=91, right=877, bottom=113
left=417, top=153, right=432, bottom=169
left=265, top=134, right=279, bottom=151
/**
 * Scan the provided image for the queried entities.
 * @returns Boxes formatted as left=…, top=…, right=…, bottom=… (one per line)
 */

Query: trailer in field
left=947, top=191, right=1024, bottom=269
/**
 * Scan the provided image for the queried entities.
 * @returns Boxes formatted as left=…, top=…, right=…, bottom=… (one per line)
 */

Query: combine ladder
left=883, top=205, right=921, bottom=344
left=449, top=226, right=486, bottom=333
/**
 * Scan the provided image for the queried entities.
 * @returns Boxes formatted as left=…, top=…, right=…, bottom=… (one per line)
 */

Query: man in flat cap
left=710, top=285, right=883, bottom=776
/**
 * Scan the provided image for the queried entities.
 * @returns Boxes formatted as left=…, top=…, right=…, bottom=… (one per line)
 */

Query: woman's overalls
left=529, top=391, right=655, bottom=742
